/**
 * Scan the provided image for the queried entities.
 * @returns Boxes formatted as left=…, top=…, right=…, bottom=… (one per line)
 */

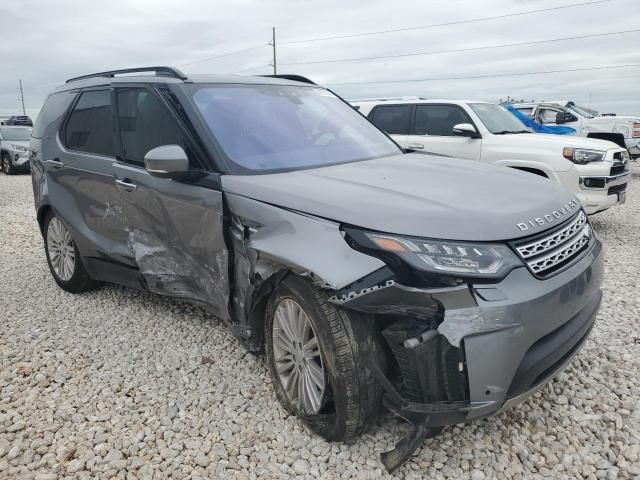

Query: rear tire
left=265, top=275, right=386, bottom=442
left=43, top=211, right=100, bottom=293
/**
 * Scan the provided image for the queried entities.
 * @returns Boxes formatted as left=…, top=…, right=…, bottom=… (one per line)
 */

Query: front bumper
left=334, top=237, right=603, bottom=423
left=8, top=152, right=31, bottom=170
left=577, top=171, right=628, bottom=214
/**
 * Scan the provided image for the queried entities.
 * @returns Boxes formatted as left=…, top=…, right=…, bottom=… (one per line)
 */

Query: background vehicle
left=353, top=99, right=630, bottom=214
left=510, top=101, right=640, bottom=158
left=4, top=114, right=33, bottom=126
left=0, top=126, right=32, bottom=174
left=32, top=68, right=603, bottom=472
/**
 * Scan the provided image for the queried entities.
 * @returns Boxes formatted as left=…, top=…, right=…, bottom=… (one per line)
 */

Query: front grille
left=514, top=211, right=592, bottom=277
left=611, top=152, right=629, bottom=175
left=608, top=183, right=627, bottom=196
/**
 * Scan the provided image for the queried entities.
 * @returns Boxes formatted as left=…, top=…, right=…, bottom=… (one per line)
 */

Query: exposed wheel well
left=586, top=132, right=626, bottom=149
left=37, top=205, right=52, bottom=235
left=509, top=166, right=548, bottom=178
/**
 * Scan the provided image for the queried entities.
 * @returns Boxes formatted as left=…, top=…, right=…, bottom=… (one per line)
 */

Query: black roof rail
left=259, top=74, right=316, bottom=85
left=66, top=66, right=188, bottom=84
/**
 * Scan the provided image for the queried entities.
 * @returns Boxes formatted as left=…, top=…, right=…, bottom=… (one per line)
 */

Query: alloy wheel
left=272, top=298, right=327, bottom=414
left=47, top=217, right=76, bottom=281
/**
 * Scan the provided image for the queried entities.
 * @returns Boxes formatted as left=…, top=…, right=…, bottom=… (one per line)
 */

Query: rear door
left=49, top=88, right=134, bottom=267
left=367, top=104, right=412, bottom=147
left=111, top=84, right=230, bottom=319
left=406, top=103, right=482, bottom=160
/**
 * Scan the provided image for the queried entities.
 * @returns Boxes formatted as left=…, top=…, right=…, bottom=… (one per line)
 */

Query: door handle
left=45, top=159, right=64, bottom=168
left=407, top=143, right=424, bottom=150
left=115, top=179, right=137, bottom=191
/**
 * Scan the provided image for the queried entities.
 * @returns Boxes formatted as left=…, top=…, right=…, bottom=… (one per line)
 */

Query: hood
left=495, top=132, right=621, bottom=151
left=589, top=115, right=640, bottom=122
left=4, top=140, right=29, bottom=148
left=222, top=153, right=579, bottom=241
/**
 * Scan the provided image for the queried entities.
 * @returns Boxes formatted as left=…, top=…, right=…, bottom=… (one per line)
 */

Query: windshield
left=469, top=103, right=530, bottom=134
left=567, top=103, right=596, bottom=118
left=188, top=84, right=400, bottom=173
left=0, top=127, right=32, bottom=141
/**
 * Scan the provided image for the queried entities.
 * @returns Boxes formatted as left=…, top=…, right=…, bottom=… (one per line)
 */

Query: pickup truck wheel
left=265, top=275, right=386, bottom=442
left=2, top=153, right=13, bottom=175
left=43, top=211, right=100, bottom=293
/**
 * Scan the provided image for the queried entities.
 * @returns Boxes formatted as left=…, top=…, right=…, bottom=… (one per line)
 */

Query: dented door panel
left=113, top=163, right=230, bottom=320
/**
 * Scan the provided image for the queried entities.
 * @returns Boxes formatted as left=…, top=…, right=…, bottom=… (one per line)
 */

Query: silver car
left=30, top=67, right=603, bottom=472
left=1, top=126, right=32, bottom=174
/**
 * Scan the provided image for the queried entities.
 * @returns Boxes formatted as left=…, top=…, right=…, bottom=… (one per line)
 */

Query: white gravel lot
left=1, top=167, right=639, bottom=480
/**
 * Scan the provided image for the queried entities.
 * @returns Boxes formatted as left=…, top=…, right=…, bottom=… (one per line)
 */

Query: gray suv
left=31, top=67, right=603, bottom=472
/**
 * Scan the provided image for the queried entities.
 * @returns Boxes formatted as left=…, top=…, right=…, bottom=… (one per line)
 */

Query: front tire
left=265, top=275, right=386, bottom=442
left=43, top=211, right=100, bottom=293
left=1, top=153, right=12, bottom=175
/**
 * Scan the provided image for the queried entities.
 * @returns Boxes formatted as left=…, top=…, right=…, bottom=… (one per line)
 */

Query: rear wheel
left=265, top=275, right=386, bottom=441
left=43, top=211, right=100, bottom=293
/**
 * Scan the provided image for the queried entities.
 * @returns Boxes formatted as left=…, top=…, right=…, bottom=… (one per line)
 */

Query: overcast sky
left=1, top=0, right=639, bottom=119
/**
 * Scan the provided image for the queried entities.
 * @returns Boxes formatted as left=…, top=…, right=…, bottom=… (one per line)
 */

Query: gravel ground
left=1, top=167, right=639, bottom=480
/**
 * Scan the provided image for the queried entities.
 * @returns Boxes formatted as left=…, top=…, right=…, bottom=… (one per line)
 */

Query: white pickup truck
left=352, top=99, right=630, bottom=214
left=509, top=101, right=640, bottom=158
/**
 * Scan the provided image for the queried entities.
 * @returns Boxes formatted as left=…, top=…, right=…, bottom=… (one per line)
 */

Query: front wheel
left=43, top=211, right=100, bottom=293
left=265, top=276, right=386, bottom=442
left=1, top=153, right=12, bottom=175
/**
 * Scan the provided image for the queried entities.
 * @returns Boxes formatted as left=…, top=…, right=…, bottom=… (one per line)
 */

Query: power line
left=280, top=0, right=613, bottom=45
left=281, top=28, right=640, bottom=66
left=326, top=63, right=640, bottom=86
left=177, top=44, right=268, bottom=67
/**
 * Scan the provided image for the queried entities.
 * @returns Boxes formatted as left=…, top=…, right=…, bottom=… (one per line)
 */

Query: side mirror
left=555, top=112, right=576, bottom=124
left=144, top=145, right=189, bottom=179
left=452, top=123, right=479, bottom=138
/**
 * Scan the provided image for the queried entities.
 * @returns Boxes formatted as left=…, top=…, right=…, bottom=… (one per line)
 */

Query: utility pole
left=271, top=27, right=277, bottom=75
left=19, top=80, right=26, bottom=115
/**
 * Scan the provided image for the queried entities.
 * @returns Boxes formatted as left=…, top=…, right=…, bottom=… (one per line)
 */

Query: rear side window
left=65, top=90, right=114, bottom=156
left=116, top=88, right=199, bottom=167
left=415, top=105, right=471, bottom=136
left=32, top=92, right=75, bottom=139
left=369, top=105, right=411, bottom=135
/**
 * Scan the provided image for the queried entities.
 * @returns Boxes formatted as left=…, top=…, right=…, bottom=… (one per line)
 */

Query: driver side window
left=115, top=88, right=201, bottom=168
left=414, top=105, right=472, bottom=136
left=539, top=108, right=559, bottom=124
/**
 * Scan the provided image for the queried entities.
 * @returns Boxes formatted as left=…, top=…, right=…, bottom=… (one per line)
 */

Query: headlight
left=621, top=150, right=630, bottom=162
left=10, top=144, right=28, bottom=152
left=347, top=229, right=522, bottom=279
left=563, top=147, right=605, bottom=164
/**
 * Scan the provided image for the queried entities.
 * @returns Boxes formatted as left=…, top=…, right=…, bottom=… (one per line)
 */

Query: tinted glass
left=33, top=92, right=75, bottom=139
left=65, top=90, right=114, bottom=156
left=370, top=105, right=411, bottom=135
left=116, top=88, right=197, bottom=166
left=469, top=103, right=529, bottom=133
left=415, top=105, right=471, bottom=136
left=189, top=84, right=400, bottom=172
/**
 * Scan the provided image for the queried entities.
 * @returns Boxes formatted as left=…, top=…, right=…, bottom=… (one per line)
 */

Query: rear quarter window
left=32, top=92, right=76, bottom=139
left=64, top=90, right=114, bottom=157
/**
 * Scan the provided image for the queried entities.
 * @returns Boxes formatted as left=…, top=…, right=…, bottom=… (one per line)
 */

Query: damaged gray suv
left=31, top=67, right=603, bottom=472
